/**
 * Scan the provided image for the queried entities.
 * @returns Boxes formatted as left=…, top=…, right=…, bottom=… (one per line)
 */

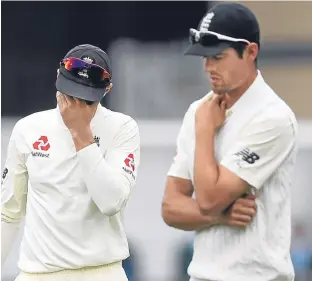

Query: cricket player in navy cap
left=162, top=3, right=298, bottom=281
left=2, top=44, right=140, bottom=281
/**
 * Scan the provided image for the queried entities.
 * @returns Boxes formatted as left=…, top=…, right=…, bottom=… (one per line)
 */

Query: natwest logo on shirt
left=123, top=153, right=135, bottom=180
left=33, top=136, right=50, bottom=151
left=124, top=153, right=135, bottom=172
left=32, top=136, right=50, bottom=158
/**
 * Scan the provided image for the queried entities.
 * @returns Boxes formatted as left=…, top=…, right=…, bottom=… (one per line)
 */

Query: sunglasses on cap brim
left=60, top=57, right=111, bottom=84
left=189, top=28, right=250, bottom=46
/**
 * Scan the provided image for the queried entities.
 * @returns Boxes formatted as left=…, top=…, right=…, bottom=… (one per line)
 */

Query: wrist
left=217, top=215, right=228, bottom=226
left=70, top=126, right=92, bottom=138
left=70, top=127, right=94, bottom=152
left=195, top=126, right=215, bottom=149
left=204, top=215, right=222, bottom=227
left=195, top=123, right=215, bottom=136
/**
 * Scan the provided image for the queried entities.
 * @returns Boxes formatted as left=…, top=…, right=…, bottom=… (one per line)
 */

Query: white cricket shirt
left=1, top=104, right=140, bottom=273
left=168, top=71, right=298, bottom=281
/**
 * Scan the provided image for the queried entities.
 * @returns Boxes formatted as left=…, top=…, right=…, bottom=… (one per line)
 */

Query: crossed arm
left=162, top=96, right=295, bottom=231
left=193, top=126, right=250, bottom=217
left=162, top=176, right=257, bottom=231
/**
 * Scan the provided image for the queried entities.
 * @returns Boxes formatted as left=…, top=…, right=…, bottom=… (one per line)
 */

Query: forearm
left=162, top=195, right=222, bottom=231
left=71, top=127, right=94, bottom=152
left=71, top=128, right=130, bottom=216
left=1, top=220, right=20, bottom=265
left=77, top=144, right=130, bottom=216
left=194, top=126, right=220, bottom=212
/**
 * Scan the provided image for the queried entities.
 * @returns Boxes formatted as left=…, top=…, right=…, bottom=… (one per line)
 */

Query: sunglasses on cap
left=60, top=57, right=111, bottom=84
left=189, top=28, right=250, bottom=46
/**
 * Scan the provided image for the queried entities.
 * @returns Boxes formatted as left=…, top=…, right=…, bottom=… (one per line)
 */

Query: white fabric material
left=1, top=221, right=20, bottom=264
left=168, top=71, right=298, bottom=281
left=14, top=262, right=128, bottom=281
left=1, top=104, right=140, bottom=273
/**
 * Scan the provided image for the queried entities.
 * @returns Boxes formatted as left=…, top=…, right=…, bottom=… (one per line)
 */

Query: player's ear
left=245, top=43, right=258, bottom=62
left=105, top=83, right=113, bottom=94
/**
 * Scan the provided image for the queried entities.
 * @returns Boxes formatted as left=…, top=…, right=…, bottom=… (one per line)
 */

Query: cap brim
left=184, top=42, right=231, bottom=57
left=56, top=73, right=105, bottom=102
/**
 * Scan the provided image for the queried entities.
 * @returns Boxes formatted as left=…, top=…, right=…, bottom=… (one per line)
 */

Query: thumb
left=221, top=100, right=227, bottom=111
left=246, top=194, right=257, bottom=200
left=211, top=94, right=222, bottom=104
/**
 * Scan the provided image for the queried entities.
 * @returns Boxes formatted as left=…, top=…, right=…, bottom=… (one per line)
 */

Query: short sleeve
left=167, top=107, right=192, bottom=180
left=220, top=114, right=296, bottom=189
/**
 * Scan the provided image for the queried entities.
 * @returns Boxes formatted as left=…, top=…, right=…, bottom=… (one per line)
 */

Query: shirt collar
left=204, top=70, right=265, bottom=119
left=227, top=70, right=265, bottom=117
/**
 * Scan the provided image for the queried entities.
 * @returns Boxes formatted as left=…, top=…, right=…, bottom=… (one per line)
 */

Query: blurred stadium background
left=1, top=1, right=312, bottom=281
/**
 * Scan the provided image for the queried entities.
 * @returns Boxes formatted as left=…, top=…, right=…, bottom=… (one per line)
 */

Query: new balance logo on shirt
left=235, top=148, right=260, bottom=164
left=94, top=136, right=100, bottom=147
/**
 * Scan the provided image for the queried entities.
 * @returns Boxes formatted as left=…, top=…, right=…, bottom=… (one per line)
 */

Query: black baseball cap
left=56, top=44, right=112, bottom=102
left=184, top=2, right=260, bottom=57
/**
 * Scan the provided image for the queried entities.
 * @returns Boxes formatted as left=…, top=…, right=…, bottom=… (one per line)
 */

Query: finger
left=56, top=92, right=66, bottom=109
left=228, top=220, right=248, bottom=228
left=221, top=100, right=227, bottom=111
left=73, top=97, right=83, bottom=106
left=210, top=94, right=223, bottom=106
left=232, top=200, right=256, bottom=213
left=230, top=213, right=253, bottom=223
left=234, top=206, right=256, bottom=217
left=211, top=94, right=222, bottom=104
left=235, top=198, right=257, bottom=208
left=64, top=94, right=76, bottom=107
left=62, top=93, right=71, bottom=106
left=245, top=194, right=257, bottom=200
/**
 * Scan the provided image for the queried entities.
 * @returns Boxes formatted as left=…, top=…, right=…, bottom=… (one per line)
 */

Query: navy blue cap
left=56, top=44, right=112, bottom=102
left=185, top=2, right=260, bottom=57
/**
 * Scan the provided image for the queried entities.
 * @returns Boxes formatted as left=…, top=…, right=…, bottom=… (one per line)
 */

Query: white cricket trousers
left=14, top=261, right=128, bottom=281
